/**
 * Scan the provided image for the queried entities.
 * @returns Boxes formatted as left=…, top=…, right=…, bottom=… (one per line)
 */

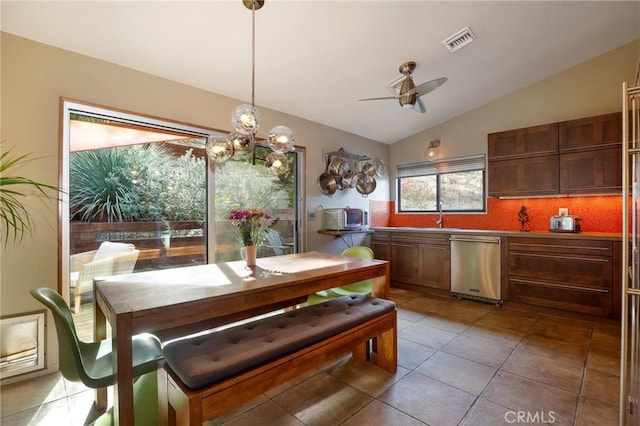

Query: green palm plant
left=69, top=148, right=134, bottom=222
left=70, top=144, right=180, bottom=223
left=1, top=142, right=61, bottom=246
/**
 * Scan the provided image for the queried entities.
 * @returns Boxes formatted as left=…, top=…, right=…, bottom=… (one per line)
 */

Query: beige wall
left=2, top=30, right=638, bottom=383
left=390, top=39, right=640, bottom=199
left=0, top=33, right=389, bottom=381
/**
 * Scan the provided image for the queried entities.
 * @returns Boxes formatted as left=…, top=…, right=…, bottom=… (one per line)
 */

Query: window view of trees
left=398, top=170, right=485, bottom=212
left=440, top=170, right=485, bottom=211
left=69, top=140, right=297, bottom=268
left=63, top=106, right=302, bottom=315
left=70, top=143, right=206, bottom=223
left=398, top=175, right=437, bottom=211
left=215, top=147, right=293, bottom=221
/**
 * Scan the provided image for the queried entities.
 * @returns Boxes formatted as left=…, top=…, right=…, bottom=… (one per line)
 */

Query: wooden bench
left=158, top=294, right=397, bottom=426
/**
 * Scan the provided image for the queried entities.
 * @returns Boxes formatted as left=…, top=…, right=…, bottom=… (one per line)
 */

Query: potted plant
left=1, top=142, right=61, bottom=246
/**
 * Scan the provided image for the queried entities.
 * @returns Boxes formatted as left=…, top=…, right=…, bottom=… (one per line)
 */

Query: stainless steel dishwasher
left=449, top=235, right=502, bottom=305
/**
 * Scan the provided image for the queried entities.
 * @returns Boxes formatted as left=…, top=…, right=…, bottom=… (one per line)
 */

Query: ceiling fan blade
left=358, top=95, right=398, bottom=101
left=412, top=98, right=426, bottom=113
left=414, top=77, right=448, bottom=97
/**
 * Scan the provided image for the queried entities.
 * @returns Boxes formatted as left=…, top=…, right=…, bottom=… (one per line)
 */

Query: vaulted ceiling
left=3, top=1, right=639, bottom=144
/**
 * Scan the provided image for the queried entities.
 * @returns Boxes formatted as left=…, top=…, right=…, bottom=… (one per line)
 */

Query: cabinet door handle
left=510, top=242, right=611, bottom=253
left=511, top=252, right=610, bottom=263
left=511, top=278, right=609, bottom=293
left=449, top=238, right=500, bottom=244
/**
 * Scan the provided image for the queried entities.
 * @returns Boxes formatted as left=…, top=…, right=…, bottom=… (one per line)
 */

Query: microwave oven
left=323, top=208, right=369, bottom=231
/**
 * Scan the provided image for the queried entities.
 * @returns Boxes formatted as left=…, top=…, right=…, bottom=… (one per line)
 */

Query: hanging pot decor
left=317, top=172, right=338, bottom=196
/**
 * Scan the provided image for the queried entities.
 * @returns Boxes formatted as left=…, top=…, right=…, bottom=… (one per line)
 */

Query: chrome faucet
left=437, top=201, right=443, bottom=228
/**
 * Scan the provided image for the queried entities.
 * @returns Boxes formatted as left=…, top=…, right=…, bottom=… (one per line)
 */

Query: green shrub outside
left=70, top=143, right=292, bottom=225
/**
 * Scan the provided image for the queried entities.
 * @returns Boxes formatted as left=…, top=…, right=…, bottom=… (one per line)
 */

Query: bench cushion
left=163, top=294, right=395, bottom=389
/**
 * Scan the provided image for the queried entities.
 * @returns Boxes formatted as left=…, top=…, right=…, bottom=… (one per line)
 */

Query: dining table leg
left=371, top=263, right=390, bottom=299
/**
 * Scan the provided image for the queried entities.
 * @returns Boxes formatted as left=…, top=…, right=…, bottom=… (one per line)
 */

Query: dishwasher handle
left=449, top=235, right=501, bottom=244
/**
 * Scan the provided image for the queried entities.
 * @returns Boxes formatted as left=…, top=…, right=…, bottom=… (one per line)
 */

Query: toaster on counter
left=550, top=215, right=582, bottom=233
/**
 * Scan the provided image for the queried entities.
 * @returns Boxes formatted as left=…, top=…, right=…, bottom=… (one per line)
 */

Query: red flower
left=228, top=208, right=273, bottom=246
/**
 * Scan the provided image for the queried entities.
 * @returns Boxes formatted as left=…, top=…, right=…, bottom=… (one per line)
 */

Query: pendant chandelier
left=206, top=0, right=295, bottom=174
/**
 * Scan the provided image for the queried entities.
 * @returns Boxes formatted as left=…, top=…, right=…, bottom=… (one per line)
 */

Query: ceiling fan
left=358, top=61, right=447, bottom=113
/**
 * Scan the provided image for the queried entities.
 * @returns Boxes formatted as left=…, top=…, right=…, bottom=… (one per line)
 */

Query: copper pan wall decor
left=319, top=148, right=384, bottom=197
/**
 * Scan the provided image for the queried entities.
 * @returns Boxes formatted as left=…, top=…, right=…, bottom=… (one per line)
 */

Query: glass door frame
left=59, top=98, right=221, bottom=302
left=59, top=98, right=306, bottom=303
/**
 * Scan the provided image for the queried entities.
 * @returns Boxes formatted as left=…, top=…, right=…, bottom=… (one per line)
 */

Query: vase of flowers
left=228, top=208, right=273, bottom=266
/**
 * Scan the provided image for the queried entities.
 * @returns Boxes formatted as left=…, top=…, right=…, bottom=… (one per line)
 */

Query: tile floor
left=0, top=288, right=622, bottom=425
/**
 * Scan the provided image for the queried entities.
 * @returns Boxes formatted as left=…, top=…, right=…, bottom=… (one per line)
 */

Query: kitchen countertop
left=370, top=227, right=623, bottom=241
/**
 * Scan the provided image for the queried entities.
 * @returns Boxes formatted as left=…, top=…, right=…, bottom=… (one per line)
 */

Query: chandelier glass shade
left=265, top=151, right=289, bottom=175
left=231, top=104, right=260, bottom=135
left=206, top=135, right=235, bottom=164
left=230, top=132, right=254, bottom=152
left=268, top=125, right=295, bottom=153
left=208, top=0, right=294, bottom=170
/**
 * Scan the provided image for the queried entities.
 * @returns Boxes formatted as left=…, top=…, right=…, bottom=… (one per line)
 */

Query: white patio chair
left=69, top=242, right=139, bottom=314
left=263, top=228, right=293, bottom=256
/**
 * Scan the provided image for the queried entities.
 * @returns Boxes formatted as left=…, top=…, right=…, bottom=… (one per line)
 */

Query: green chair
left=307, top=246, right=374, bottom=305
left=30, top=287, right=163, bottom=424
left=89, top=371, right=158, bottom=426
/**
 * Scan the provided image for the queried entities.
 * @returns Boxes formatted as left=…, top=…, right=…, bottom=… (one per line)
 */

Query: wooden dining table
left=93, top=251, right=390, bottom=426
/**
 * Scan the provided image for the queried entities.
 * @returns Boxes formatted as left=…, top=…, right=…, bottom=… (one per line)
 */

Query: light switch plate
left=559, top=208, right=568, bottom=216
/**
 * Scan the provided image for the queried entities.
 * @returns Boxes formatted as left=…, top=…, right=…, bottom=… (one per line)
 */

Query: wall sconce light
left=425, top=139, right=441, bottom=161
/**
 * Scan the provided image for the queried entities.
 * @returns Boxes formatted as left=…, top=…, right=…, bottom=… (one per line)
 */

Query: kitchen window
left=396, top=154, right=486, bottom=212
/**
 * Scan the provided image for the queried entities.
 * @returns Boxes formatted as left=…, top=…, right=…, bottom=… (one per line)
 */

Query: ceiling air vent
left=442, top=26, right=476, bottom=52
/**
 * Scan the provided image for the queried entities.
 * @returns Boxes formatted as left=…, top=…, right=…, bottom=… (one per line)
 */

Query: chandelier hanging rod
left=206, top=0, right=293, bottom=169
left=244, top=0, right=263, bottom=107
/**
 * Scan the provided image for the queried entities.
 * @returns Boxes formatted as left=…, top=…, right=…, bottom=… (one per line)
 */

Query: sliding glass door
left=60, top=99, right=304, bottom=318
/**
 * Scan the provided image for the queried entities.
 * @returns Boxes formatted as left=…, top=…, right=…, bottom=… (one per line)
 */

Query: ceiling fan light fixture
left=399, top=77, right=417, bottom=108
left=358, top=61, right=446, bottom=115
left=400, top=99, right=415, bottom=109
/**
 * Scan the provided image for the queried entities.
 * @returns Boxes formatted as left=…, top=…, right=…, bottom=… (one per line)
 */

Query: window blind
left=396, top=154, right=486, bottom=178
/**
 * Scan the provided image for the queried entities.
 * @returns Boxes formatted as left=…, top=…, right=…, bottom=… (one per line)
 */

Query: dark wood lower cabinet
left=390, top=242, right=419, bottom=284
left=371, top=230, right=621, bottom=318
left=370, top=232, right=390, bottom=262
left=507, top=237, right=617, bottom=318
left=418, top=241, right=450, bottom=291
left=379, top=232, right=451, bottom=291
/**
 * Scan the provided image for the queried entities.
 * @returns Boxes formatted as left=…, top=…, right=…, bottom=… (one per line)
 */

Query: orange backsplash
left=369, top=196, right=624, bottom=233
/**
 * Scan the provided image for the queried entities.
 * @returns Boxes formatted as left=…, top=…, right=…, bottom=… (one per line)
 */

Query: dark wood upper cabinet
left=559, top=112, right=622, bottom=152
left=489, top=155, right=559, bottom=196
left=560, top=147, right=622, bottom=193
left=558, top=112, right=623, bottom=193
left=489, top=112, right=624, bottom=196
left=488, top=123, right=558, bottom=159
left=488, top=123, right=559, bottom=196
